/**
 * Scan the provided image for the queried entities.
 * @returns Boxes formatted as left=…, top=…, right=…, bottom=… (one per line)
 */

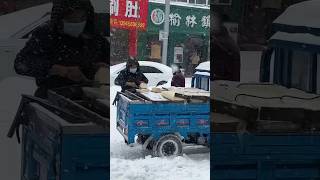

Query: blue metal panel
left=21, top=103, right=109, bottom=180
left=116, top=95, right=210, bottom=144
left=60, top=134, right=109, bottom=180
left=211, top=133, right=320, bottom=179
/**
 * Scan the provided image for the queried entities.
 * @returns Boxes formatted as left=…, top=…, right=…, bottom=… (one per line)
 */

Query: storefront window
left=196, top=0, right=207, bottom=5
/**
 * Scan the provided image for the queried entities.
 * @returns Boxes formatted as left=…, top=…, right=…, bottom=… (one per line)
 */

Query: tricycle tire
left=152, top=134, right=182, bottom=157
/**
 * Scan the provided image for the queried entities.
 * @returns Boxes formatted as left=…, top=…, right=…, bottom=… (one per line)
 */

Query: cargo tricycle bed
left=115, top=91, right=210, bottom=157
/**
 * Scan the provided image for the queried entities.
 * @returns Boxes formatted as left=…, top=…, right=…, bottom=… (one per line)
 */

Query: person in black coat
left=171, top=65, right=185, bottom=87
left=211, top=12, right=240, bottom=81
left=14, top=0, right=108, bottom=98
left=115, top=58, right=148, bottom=92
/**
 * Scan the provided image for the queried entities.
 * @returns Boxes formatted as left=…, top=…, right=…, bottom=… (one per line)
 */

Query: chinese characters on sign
left=125, top=0, right=139, bottom=18
left=185, top=15, right=197, bottom=28
left=110, top=0, right=148, bottom=31
left=169, top=13, right=181, bottom=27
left=150, top=8, right=210, bottom=29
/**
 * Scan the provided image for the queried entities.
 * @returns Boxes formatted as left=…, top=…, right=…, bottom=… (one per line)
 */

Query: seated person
left=115, top=58, right=148, bottom=92
left=14, top=0, right=108, bottom=98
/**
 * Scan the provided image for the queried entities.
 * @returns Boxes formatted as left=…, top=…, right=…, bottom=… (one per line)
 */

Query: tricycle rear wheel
left=152, top=134, right=182, bottom=157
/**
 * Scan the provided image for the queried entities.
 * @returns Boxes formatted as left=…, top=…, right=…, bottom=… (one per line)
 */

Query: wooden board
left=161, top=91, right=185, bottom=102
left=139, top=91, right=169, bottom=102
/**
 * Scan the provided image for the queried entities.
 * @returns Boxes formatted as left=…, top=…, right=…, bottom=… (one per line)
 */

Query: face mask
left=63, top=21, right=86, bottom=37
left=129, top=68, right=137, bottom=73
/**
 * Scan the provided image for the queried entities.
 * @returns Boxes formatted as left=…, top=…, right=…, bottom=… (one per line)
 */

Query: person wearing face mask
left=14, top=0, right=108, bottom=98
left=171, top=64, right=185, bottom=87
left=115, top=58, right=149, bottom=92
left=212, top=12, right=240, bottom=81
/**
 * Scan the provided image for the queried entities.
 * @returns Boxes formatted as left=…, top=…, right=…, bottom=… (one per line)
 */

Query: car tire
left=152, top=134, right=182, bottom=157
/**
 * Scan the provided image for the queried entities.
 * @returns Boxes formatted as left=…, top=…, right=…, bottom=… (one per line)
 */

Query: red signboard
left=110, top=0, right=148, bottom=31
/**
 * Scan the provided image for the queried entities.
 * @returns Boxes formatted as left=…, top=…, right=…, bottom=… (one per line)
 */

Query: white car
left=0, top=1, right=107, bottom=81
left=110, top=61, right=173, bottom=87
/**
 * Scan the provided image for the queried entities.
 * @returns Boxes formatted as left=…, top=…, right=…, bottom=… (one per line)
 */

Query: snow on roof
left=195, top=61, right=210, bottom=71
left=194, top=71, right=210, bottom=76
left=270, top=32, right=320, bottom=46
left=0, top=3, right=52, bottom=38
left=273, top=0, right=320, bottom=29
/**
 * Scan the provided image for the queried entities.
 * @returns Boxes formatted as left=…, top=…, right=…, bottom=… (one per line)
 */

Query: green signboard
left=147, top=2, right=210, bottom=36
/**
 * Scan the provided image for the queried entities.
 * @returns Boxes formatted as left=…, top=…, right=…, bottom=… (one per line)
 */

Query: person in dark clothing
left=14, top=0, right=108, bottom=98
left=171, top=64, right=185, bottom=87
left=115, top=58, right=148, bottom=92
left=211, top=12, right=240, bottom=81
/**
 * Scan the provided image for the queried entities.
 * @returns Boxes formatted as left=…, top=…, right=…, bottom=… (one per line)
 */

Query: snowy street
left=110, top=79, right=210, bottom=180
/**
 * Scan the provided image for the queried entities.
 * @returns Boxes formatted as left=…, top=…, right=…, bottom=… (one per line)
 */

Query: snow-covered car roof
left=110, top=61, right=172, bottom=74
left=195, top=61, right=210, bottom=72
left=273, top=0, right=320, bottom=30
left=0, top=3, right=52, bottom=38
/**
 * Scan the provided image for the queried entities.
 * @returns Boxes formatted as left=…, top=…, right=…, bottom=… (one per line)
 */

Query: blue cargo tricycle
left=114, top=89, right=210, bottom=157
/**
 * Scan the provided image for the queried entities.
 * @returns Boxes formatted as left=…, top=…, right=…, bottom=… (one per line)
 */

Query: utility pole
left=161, top=0, right=170, bottom=65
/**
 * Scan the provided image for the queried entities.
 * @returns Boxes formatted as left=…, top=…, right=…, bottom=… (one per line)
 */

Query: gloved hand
left=49, top=65, right=88, bottom=82
left=66, top=66, right=89, bottom=82
left=49, top=65, right=68, bottom=77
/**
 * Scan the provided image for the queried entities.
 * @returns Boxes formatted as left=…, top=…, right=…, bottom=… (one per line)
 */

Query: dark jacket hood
left=50, top=0, right=95, bottom=35
left=126, top=59, right=140, bottom=72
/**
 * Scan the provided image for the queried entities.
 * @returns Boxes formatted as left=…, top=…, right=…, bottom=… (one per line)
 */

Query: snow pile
left=110, top=85, right=209, bottom=180
left=213, top=80, right=320, bottom=110
left=273, top=0, right=320, bottom=29
left=195, top=61, right=210, bottom=71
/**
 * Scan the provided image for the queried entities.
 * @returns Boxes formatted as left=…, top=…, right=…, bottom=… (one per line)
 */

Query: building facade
left=111, top=0, right=210, bottom=76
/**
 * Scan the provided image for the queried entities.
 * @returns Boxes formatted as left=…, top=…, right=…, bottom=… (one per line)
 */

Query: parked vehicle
left=212, top=1, right=320, bottom=179
left=192, top=61, right=210, bottom=91
left=8, top=86, right=109, bottom=180
left=111, top=61, right=173, bottom=87
left=115, top=90, right=210, bottom=157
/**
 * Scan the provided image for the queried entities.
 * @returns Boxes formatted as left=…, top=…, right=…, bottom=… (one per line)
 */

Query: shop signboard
left=110, top=0, right=149, bottom=31
left=148, top=2, right=210, bottom=35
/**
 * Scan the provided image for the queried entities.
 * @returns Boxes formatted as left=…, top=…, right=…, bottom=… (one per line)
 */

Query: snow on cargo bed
left=213, top=80, right=320, bottom=110
left=212, top=81, right=320, bottom=132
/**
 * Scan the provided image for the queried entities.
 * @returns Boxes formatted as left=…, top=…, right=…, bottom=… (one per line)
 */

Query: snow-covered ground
left=110, top=78, right=210, bottom=180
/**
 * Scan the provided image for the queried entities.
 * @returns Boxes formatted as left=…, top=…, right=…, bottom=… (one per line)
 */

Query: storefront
left=137, top=2, right=210, bottom=75
left=212, top=0, right=306, bottom=50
